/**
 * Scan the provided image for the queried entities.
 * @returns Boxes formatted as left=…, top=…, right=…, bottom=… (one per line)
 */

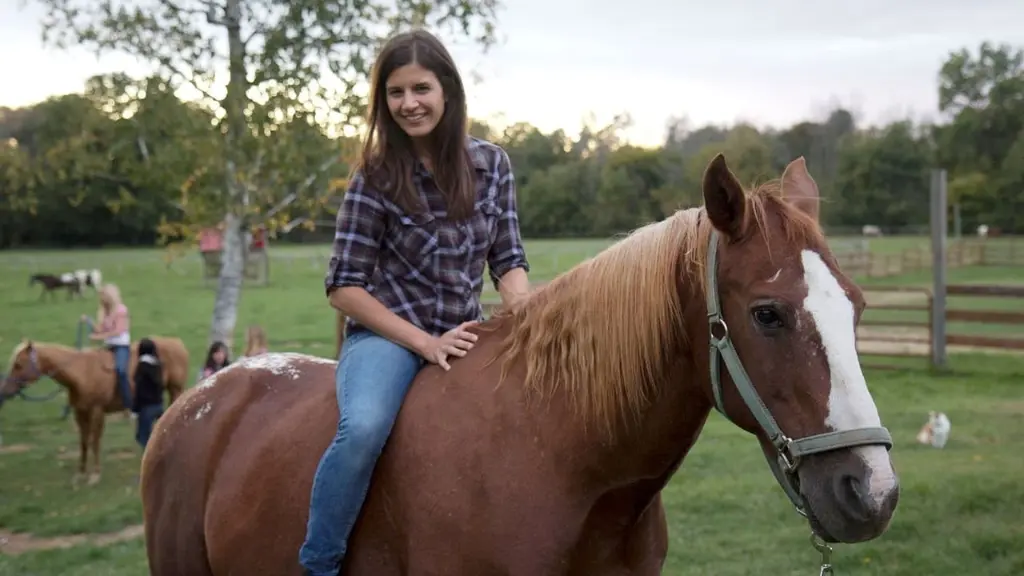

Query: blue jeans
left=108, top=345, right=132, bottom=411
left=135, top=404, right=163, bottom=448
left=298, top=329, right=423, bottom=576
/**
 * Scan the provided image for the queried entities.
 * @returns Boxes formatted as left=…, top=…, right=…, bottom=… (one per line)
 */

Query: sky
left=2, top=0, right=1023, bottom=147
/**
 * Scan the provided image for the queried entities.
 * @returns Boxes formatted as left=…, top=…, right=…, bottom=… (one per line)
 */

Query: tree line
left=3, top=41, right=1021, bottom=249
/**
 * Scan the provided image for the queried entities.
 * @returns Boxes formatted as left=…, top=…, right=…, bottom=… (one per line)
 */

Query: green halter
left=704, top=229, right=894, bottom=517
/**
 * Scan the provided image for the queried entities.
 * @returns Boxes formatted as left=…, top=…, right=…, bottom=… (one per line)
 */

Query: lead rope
left=59, top=318, right=90, bottom=419
left=811, top=533, right=834, bottom=575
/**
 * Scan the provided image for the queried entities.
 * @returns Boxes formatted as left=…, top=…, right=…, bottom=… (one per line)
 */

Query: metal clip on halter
left=810, top=533, right=834, bottom=576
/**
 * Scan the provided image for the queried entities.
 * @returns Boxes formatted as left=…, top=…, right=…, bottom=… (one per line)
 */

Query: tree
left=684, top=124, right=775, bottom=193
left=832, top=122, right=932, bottom=230
left=31, top=0, right=503, bottom=348
left=935, top=42, right=1024, bottom=232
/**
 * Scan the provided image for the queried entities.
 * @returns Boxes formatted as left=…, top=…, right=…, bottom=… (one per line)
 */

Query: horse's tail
left=334, top=310, right=347, bottom=359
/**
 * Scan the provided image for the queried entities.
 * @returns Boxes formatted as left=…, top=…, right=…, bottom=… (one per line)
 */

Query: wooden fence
left=856, top=287, right=934, bottom=369
left=857, top=283, right=1024, bottom=368
left=835, top=238, right=1024, bottom=279
left=943, top=284, right=1024, bottom=353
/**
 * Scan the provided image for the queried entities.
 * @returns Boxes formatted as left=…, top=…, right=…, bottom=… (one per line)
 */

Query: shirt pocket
left=384, top=210, right=439, bottom=283
left=474, top=200, right=502, bottom=248
left=467, top=200, right=502, bottom=280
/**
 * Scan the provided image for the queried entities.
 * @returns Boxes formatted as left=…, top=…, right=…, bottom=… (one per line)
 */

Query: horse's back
left=145, top=335, right=189, bottom=391
left=141, top=353, right=337, bottom=576
left=140, top=348, right=668, bottom=575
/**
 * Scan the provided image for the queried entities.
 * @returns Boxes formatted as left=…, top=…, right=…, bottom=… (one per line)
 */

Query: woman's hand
left=418, top=321, right=479, bottom=371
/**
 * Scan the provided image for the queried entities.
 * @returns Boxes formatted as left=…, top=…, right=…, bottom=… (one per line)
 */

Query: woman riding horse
left=299, top=29, right=532, bottom=576
left=82, top=283, right=134, bottom=416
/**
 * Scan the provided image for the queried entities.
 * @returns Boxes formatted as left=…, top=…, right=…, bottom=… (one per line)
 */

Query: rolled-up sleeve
left=324, top=171, right=387, bottom=296
left=487, top=148, right=530, bottom=289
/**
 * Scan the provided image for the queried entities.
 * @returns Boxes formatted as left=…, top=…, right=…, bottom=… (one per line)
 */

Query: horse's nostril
left=834, top=474, right=871, bottom=521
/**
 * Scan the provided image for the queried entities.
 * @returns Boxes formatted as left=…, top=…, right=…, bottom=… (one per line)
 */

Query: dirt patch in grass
left=0, top=524, right=144, bottom=556
left=56, top=448, right=137, bottom=461
left=0, top=444, right=33, bottom=455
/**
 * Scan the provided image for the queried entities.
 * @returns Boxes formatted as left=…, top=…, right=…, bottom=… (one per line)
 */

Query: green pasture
left=1, top=238, right=1023, bottom=575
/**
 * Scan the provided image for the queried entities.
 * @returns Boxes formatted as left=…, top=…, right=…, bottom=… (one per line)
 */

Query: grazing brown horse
left=140, top=155, right=899, bottom=575
left=1, top=337, right=189, bottom=484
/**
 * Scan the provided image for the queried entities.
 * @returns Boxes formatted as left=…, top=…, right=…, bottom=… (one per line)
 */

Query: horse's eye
left=752, top=306, right=784, bottom=330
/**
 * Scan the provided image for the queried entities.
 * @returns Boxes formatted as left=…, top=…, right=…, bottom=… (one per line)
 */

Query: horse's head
left=1, top=341, right=42, bottom=404
left=697, top=154, right=898, bottom=544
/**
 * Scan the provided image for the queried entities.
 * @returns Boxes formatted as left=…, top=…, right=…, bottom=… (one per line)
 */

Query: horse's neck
left=38, top=346, right=88, bottom=391
left=593, top=356, right=711, bottom=483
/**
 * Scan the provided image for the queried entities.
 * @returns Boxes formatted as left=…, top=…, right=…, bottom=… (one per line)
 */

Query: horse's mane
left=496, top=180, right=823, bottom=435
left=5, top=342, right=30, bottom=372
left=6, top=341, right=80, bottom=371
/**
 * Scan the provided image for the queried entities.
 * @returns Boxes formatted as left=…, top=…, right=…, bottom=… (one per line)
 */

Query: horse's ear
left=702, top=153, right=748, bottom=239
left=781, top=156, right=820, bottom=221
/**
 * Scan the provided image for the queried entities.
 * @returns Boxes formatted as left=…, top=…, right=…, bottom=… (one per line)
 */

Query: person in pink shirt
left=82, top=283, right=133, bottom=415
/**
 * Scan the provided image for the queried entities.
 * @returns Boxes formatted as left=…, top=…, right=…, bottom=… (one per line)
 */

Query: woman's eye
left=752, top=307, right=783, bottom=329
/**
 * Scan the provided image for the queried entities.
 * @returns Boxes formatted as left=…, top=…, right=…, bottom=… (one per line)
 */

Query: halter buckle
left=776, top=437, right=800, bottom=473
left=708, top=315, right=729, bottom=344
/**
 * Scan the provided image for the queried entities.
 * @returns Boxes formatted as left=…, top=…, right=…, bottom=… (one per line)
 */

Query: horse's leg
left=72, top=409, right=90, bottom=486
left=87, top=408, right=106, bottom=485
left=168, top=380, right=183, bottom=405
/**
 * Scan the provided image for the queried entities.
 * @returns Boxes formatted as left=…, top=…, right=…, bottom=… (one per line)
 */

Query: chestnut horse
left=140, top=155, right=899, bottom=575
left=1, top=337, right=189, bottom=484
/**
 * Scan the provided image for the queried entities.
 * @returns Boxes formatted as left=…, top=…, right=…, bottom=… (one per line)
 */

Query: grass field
left=1, top=236, right=1023, bottom=575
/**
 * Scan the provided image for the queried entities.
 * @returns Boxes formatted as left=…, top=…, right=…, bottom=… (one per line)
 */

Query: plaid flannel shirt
left=325, top=137, right=530, bottom=337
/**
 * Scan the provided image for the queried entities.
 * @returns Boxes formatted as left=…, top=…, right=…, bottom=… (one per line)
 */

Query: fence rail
left=834, top=238, right=1024, bottom=279
left=856, top=287, right=934, bottom=369
left=941, top=284, right=1024, bottom=353
left=857, top=282, right=1024, bottom=368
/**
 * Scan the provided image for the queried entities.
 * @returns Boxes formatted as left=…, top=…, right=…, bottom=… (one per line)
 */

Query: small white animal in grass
left=916, top=411, right=951, bottom=449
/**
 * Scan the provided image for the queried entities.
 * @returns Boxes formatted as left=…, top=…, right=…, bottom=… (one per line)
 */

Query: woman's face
left=385, top=62, right=445, bottom=140
left=212, top=348, right=226, bottom=365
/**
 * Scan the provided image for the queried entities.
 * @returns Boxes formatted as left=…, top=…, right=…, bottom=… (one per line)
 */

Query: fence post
left=930, top=169, right=948, bottom=369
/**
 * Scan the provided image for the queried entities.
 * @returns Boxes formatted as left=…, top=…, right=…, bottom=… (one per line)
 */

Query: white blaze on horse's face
left=800, top=250, right=898, bottom=510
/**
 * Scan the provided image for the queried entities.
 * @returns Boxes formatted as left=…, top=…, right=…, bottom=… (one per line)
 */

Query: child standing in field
left=243, top=325, right=269, bottom=357
left=133, top=338, right=164, bottom=450
left=197, top=341, right=231, bottom=383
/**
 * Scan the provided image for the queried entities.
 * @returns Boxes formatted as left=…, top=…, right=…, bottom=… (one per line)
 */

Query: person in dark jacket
left=132, top=338, right=165, bottom=450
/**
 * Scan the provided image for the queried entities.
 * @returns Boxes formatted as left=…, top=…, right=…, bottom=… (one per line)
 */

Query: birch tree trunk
left=208, top=0, right=248, bottom=351
left=209, top=212, right=245, bottom=349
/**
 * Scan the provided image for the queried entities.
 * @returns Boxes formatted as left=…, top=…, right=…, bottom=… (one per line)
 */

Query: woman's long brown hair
left=358, top=29, right=475, bottom=221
